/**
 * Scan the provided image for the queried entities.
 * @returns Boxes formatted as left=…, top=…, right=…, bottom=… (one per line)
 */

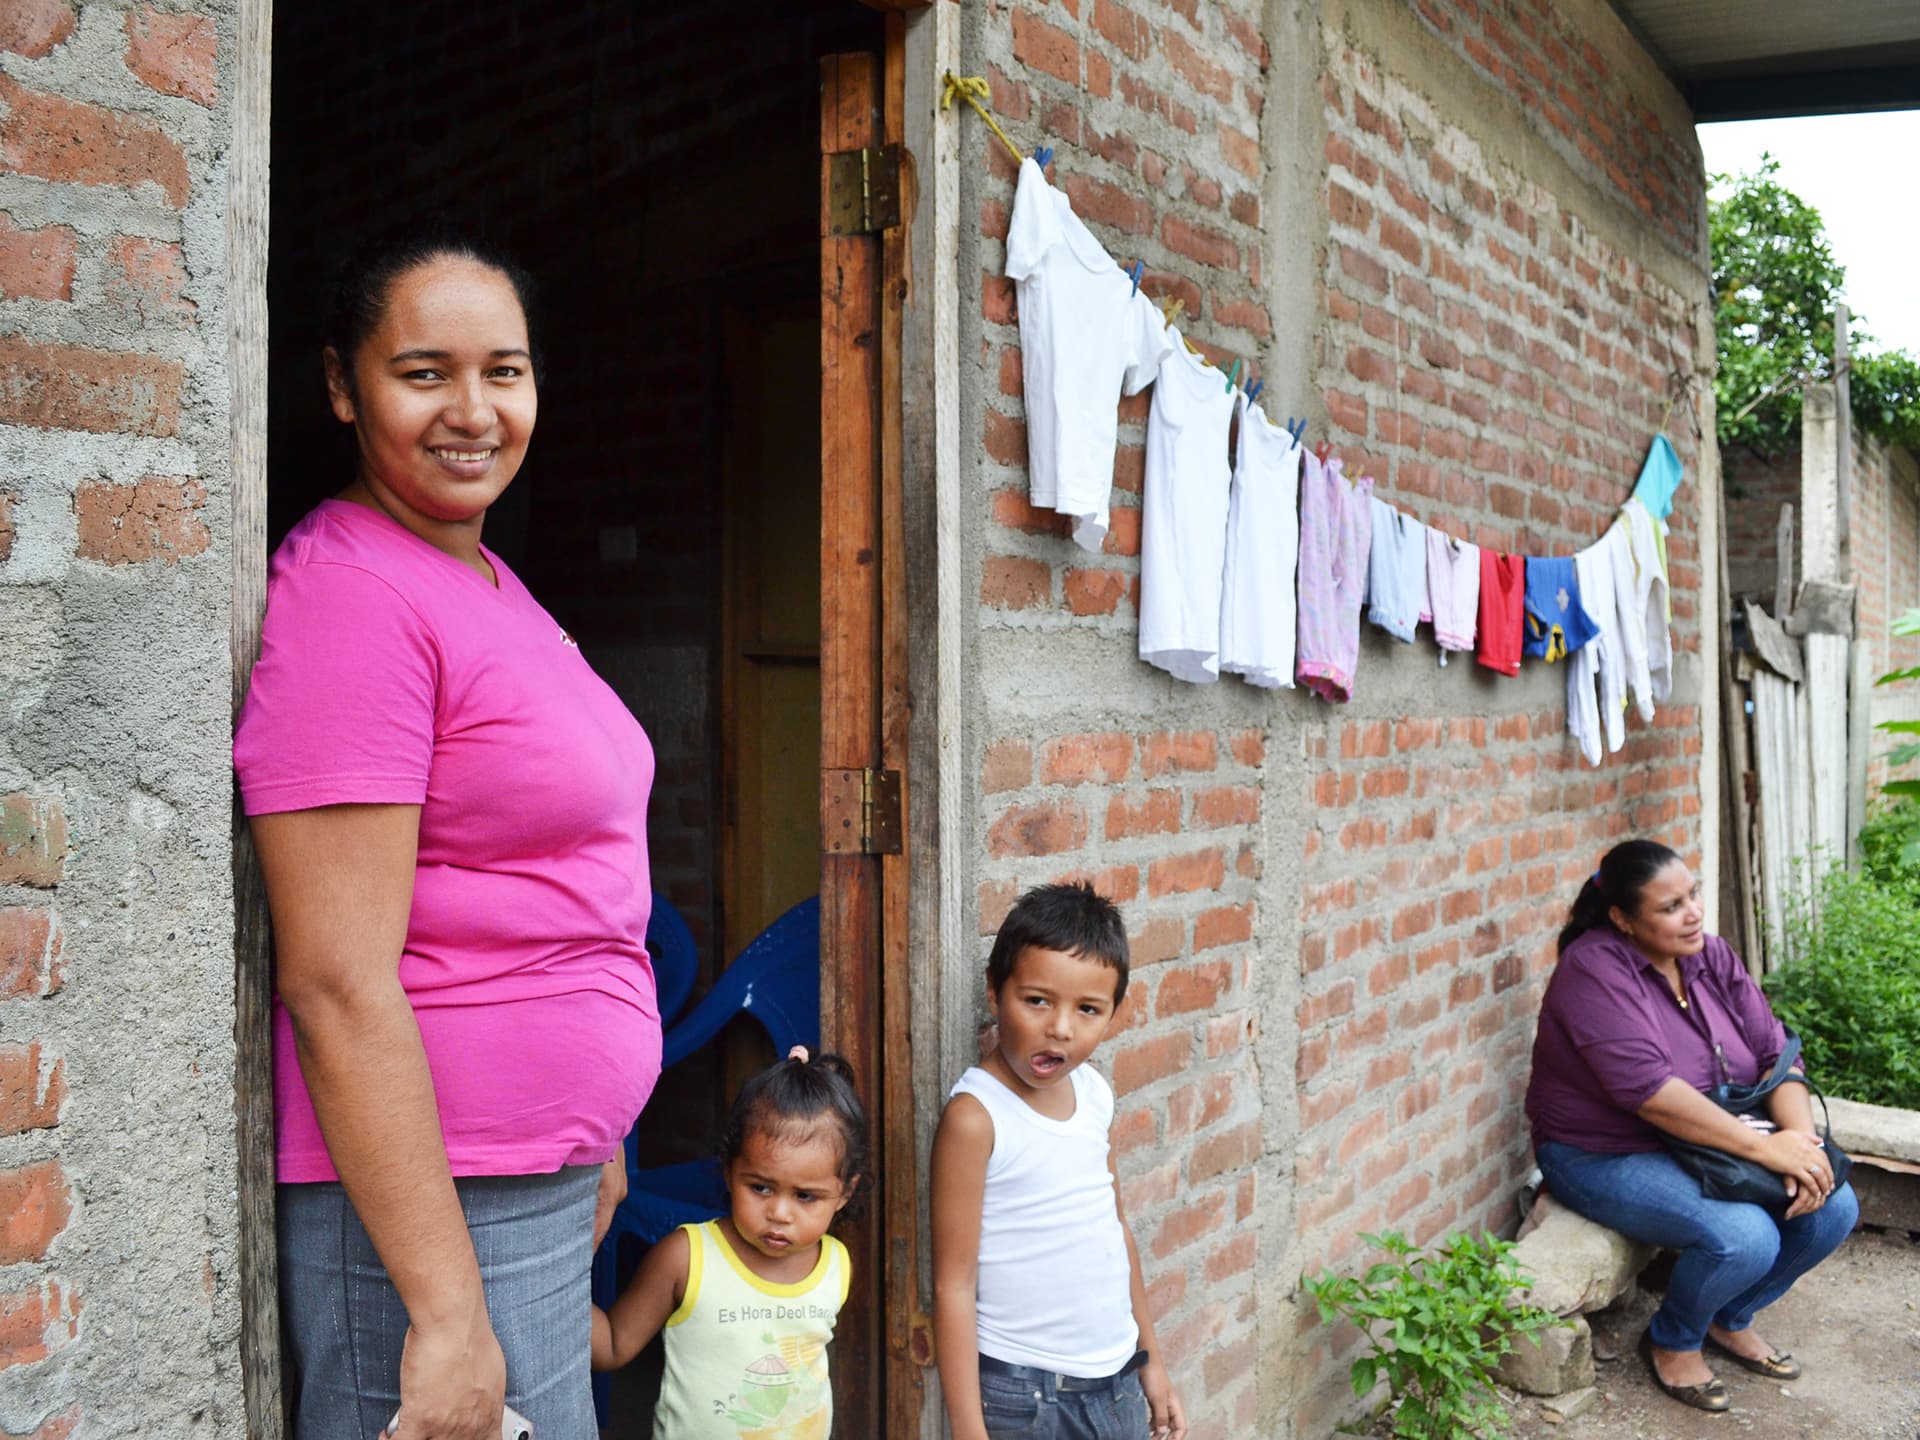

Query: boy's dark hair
left=719, top=1050, right=871, bottom=1214
left=986, top=882, right=1130, bottom=1003
left=323, top=217, right=543, bottom=394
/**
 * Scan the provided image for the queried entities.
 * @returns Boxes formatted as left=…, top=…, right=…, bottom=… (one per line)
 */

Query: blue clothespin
left=1128, top=261, right=1144, bottom=296
left=1287, top=417, right=1307, bottom=447
left=1246, top=379, right=1264, bottom=404
left=1033, top=145, right=1054, bottom=170
left=1225, top=359, right=1243, bottom=394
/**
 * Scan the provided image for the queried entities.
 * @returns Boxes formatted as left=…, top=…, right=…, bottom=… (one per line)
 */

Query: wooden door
left=819, top=35, right=921, bottom=1436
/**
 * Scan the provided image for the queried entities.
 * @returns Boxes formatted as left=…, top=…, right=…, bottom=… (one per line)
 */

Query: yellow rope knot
left=940, top=71, right=1026, bottom=166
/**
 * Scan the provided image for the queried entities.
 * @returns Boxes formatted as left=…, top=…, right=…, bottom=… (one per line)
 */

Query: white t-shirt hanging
left=1139, top=330, right=1237, bottom=683
left=1610, top=500, right=1672, bottom=719
left=1006, top=156, right=1173, bottom=551
left=1220, top=396, right=1301, bottom=688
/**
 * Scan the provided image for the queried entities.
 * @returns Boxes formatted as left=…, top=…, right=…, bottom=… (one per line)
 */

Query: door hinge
left=822, top=767, right=903, bottom=854
left=826, top=144, right=902, bottom=236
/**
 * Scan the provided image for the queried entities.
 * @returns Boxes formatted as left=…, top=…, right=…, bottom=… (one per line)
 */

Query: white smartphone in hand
left=384, top=1406, right=532, bottom=1440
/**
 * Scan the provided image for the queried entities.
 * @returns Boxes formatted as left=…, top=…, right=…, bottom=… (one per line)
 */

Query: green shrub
left=1301, top=1231, right=1560, bottom=1440
left=1765, top=862, right=1920, bottom=1110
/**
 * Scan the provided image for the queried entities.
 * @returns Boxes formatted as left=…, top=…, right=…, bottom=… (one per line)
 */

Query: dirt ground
left=1502, top=1224, right=1920, bottom=1440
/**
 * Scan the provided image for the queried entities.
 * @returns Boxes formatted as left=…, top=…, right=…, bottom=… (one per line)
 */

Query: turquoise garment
left=1631, top=434, right=1682, bottom=521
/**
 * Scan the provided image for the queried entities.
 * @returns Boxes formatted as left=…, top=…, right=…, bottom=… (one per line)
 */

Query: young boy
left=932, top=882, right=1186, bottom=1440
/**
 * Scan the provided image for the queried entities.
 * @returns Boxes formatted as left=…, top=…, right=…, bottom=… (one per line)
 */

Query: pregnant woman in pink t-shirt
left=235, top=224, right=661, bottom=1440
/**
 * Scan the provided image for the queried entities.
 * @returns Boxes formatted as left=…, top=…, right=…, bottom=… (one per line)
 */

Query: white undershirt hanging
left=1219, top=396, right=1300, bottom=688
left=1005, top=157, right=1172, bottom=552
left=1568, top=531, right=1626, bottom=766
left=1139, top=330, right=1237, bottom=683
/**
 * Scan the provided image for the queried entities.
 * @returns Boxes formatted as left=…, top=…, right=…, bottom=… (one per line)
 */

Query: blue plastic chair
left=646, top=890, right=699, bottom=1031
left=590, top=895, right=820, bottom=1422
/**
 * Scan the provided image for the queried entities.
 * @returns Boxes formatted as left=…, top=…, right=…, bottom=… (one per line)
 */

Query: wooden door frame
left=819, top=33, right=921, bottom=1434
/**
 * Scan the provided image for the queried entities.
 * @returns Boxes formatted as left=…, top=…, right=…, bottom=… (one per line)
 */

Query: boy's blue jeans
left=979, top=1354, right=1150, bottom=1440
left=1535, top=1140, right=1857, bottom=1353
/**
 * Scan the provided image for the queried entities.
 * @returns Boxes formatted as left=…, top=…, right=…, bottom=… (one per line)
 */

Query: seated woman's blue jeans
left=1535, top=1140, right=1856, bottom=1353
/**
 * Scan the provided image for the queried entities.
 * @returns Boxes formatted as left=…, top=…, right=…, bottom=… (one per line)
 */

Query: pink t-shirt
left=234, top=499, right=662, bottom=1182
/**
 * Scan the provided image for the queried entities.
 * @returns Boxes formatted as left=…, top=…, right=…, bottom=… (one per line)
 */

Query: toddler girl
left=593, top=1047, right=869, bottom=1439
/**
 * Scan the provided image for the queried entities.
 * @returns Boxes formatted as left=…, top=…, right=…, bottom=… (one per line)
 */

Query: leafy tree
left=1711, top=157, right=1920, bottom=456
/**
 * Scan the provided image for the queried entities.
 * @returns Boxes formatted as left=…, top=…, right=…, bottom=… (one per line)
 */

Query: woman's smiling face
left=326, top=254, right=536, bottom=528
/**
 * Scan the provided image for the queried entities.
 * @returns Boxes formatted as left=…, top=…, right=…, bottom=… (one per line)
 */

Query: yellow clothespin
left=940, top=73, right=1026, bottom=167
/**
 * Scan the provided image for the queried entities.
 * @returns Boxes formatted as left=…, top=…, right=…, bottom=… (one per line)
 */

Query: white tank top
left=950, top=1065, right=1139, bottom=1376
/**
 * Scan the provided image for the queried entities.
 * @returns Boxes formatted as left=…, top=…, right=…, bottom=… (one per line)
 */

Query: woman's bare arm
left=253, top=804, right=503, bottom=1440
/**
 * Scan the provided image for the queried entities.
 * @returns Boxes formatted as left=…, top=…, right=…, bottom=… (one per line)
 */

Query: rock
left=1510, top=1193, right=1659, bottom=1317
left=1542, top=1386, right=1600, bottom=1422
left=1494, top=1314, right=1595, bottom=1396
left=1825, top=1096, right=1920, bottom=1164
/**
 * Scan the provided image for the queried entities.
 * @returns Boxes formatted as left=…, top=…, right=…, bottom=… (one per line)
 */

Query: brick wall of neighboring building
left=1722, top=444, right=1797, bottom=605
left=0, top=3, right=244, bottom=1435
left=957, top=1, right=1710, bottom=1434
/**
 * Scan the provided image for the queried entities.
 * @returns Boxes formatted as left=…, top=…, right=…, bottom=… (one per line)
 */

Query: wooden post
left=1836, top=303, right=1852, bottom=560
left=819, top=51, right=885, bottom=1435
left=1775, top=503, right=1794, bottom=622
left=228, top=0, right=282, bottom=1432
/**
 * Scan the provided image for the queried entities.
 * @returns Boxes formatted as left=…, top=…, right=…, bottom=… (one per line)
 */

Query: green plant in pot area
left=1301, top=1231, right=1560, bottom=1440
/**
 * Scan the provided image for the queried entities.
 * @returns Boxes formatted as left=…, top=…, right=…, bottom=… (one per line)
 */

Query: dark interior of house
left=268, top=1, right=884, bottom=1431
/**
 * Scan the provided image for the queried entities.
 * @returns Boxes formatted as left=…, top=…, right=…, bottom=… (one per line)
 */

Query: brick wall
left=959, top=1, right=1709, bottom=1435
left=0, top=3, right=243, bottom=1435
left=1722, top=444, right=1797, bottom=604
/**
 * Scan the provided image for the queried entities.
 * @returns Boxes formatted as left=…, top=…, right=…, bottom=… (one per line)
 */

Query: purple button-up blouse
left=1525, top=928, right=1787, bottom=1154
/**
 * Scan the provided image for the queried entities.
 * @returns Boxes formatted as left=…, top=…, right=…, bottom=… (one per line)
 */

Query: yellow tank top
left=654, top=1220, right=851, bottom=1440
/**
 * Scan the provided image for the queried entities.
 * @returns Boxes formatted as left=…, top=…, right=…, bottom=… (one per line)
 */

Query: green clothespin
left=1225, top=358, right=1242, bottom=394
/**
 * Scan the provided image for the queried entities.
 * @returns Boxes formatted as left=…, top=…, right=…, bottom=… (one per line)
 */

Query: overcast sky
left=1699, top=112, right=1920, bottom=358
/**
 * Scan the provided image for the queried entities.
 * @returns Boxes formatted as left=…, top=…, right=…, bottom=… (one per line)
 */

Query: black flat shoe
left=1640, top=1331, right=1732, bottom=1413
left=1705, top=1334, right=1802, bottom=1380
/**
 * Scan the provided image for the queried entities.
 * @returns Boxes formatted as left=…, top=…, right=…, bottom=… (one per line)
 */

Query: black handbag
left=1664, top=1032, right=1852, bottom=1206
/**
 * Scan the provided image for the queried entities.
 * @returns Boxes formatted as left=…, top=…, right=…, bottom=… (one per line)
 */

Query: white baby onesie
left=1425, top=529, right=1480, bottom=663
left=1609, top=501, right=1672, bottom=720
left=1006, top=157, right=1174, bottom=552
left=1219, top=396, right=1301, bottom=688
left=1139, top=331, right=1237, bottom=683
left=1364, top=498, right=1428, bottom=643
left=1567, top=530, right=1626, bottom=766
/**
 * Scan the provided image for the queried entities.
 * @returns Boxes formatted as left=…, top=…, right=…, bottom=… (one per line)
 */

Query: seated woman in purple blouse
left=1525, top=839, right=1854, bottom=1414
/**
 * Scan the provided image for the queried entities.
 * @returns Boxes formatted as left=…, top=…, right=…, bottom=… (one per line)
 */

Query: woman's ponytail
left=1556, top=838, right=1682, bottom=957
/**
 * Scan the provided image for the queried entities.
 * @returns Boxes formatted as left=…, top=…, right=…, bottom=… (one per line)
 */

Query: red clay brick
left=1106, top=788, right=1181, bottom=841
left=1193, top=902, right=1253, bottom=951
left=0, top=908, right=60, bottom=1000
left=104, top=235, right=195, bottom=327
left=0, top=1042, right=64, bottom=1136
left=1063, top=567, right=1128, bottom=615
left=980, top=555, right=1050, bottom=610
left=1162, top=214, right=1237, bottom=270
left=1218, top=120, right=1260, bottom=180
left=1190, top=784, right=1259, bottom=829
left=0, top=213, right=75, bottom=302
left=1150, top=1189, right=1226, bottom=1258
left=1147, top=847, right=1225, bottom=897
left=987, top=798, right=1088, bottom=859
left=1140, top=730, right=1217, bottom=777
left=0, top=337, right=184, bottom=437
left=75, top=476, right=208, bottom=565
left=981, top=738, right=1032, bottom=794
left=0, top=78, right=189, bottom=207
left=1157, top=958, right=1231, bottom=1016
left=1013, top=10, right=1080, bottom=85
left=0, top=1278, right=82, bottom=1371
left=1113, top=1031, right=1190, bottom=1096
left=0, top=1160, right=70, bottom=1265
left=123, top=7, right=216, bottom=106
left=0, top=796, right=65, bottom=888
left=0, top=0, right=72, bottom=58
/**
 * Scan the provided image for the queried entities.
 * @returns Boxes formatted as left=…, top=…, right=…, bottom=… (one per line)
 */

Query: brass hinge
left=826, top=144, right=902, bottom=236
left=822, top=767, right=903, bottom=854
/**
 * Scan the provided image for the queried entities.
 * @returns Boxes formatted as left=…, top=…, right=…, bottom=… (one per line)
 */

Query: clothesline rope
left=940, top=72, right=1025, bottom=167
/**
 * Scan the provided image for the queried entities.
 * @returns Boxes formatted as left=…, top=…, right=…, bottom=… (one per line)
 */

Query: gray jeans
left=279, top=1168, right=600, bottom=1440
